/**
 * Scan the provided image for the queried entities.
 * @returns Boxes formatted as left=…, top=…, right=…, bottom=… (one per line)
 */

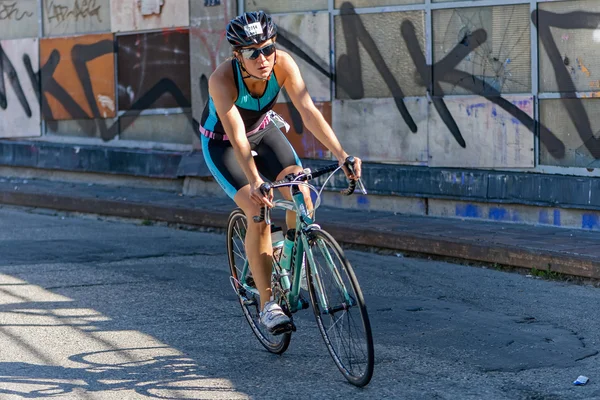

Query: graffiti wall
left=43, top=0, right=112, bottom=37
left=0, top=0, right=599, bottom=172
left=0, top=38, right=40, bottom=138
left=0, top=0, right=39, bottom=39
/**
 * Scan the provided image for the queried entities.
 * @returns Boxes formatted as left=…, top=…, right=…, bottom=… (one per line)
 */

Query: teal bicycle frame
left=237, top=179, right=352, bottom=315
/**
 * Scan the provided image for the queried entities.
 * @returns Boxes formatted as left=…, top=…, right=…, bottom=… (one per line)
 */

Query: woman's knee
left=276, top=165, right=303, bottom=200
left=234, top=186, right=267, bottom=228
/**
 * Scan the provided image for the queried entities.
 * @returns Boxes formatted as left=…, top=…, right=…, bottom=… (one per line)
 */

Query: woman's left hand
left=339, top=155, right=362, bottom=181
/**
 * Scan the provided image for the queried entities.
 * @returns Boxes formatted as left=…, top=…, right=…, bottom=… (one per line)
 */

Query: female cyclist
left=200, top=11, right=362, bottom=334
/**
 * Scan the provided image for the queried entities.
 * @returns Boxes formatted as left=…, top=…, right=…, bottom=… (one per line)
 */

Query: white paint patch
left=127, top=86, right=135, bottom=104
left=594, top=28, right=600, bottom=43
left=138, top=0, right=164, bottom=16
left=97, top=95, right=115, bottom=112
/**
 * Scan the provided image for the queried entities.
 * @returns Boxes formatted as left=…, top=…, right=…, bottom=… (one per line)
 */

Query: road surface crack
left=44, top=281, right=144, bottom=290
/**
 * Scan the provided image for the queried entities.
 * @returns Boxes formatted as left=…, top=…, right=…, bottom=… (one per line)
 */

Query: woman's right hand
left=249, top=180, right=274, bottom=208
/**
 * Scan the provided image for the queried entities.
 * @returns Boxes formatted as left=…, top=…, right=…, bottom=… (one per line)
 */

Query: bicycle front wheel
left=305, top=228, right=374, bottom=387
left=226, top=208, right=291, bottom=354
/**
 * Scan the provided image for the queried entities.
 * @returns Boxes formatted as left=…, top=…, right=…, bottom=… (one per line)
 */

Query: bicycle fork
left=302, top=232, right=355, bottom=315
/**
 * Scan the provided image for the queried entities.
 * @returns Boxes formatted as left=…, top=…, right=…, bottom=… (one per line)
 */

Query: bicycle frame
left=228, top=158, right=374, bottom=387
left=237, top=181, right=352, bottom=315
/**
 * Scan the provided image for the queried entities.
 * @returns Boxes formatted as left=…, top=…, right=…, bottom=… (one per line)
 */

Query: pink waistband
left=199, top=115, right=271, bottom=140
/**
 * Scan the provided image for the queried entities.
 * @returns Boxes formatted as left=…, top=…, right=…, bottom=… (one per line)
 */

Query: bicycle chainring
left=271, top=283, right=292, bottom=318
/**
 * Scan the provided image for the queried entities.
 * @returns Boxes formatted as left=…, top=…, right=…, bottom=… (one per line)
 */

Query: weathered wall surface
left=0, top=0, right=600, bottom=225
left=428, top=96, right=534, bottom=168
left=43, top=0, right=112, bottom=37
left=110, top=0, right=189, bottom=33
left=333, top=98, right=429, bottom=165
left=274, top=12, right=330, bottom=103
left=245, top=0, right=327, bottom=13
left=0, top=38, right=40, bottom=138
left=190, top=0, right=236, bottom=123
left=0, top=0, right=39, bottom=39
left=40, top=33, right=116, bottom=120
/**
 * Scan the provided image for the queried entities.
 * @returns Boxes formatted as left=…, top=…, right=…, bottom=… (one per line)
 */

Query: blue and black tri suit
left=200, top=59, right=301, bottom=199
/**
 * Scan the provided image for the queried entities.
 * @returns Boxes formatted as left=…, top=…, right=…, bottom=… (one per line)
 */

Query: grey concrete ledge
left=0, top=178, right=598, bottom=281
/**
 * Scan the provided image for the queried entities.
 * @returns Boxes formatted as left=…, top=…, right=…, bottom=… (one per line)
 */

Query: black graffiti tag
left=279, top=2, right=568, bottom=158
left=534, top=10, right=600, bottom=158
left=0, top=2, right=34, bottom=21
left=41, top=40, right=192, bottom=141
left=0, top=43, right=36, bottom=118
left=400, top=19, right=565, bottom=158
left=46, top=0, right=103, bottom=25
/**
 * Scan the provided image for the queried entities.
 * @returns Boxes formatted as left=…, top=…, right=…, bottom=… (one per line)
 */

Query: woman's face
left=237, top=39, right=276, bottom=79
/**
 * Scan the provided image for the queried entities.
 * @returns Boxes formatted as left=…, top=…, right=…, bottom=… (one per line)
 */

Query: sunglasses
left=239, top=44, right=276, bottom=60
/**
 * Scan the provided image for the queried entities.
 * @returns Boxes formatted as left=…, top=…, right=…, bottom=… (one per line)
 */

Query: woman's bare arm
left=209, top=67, right=272, bottom=206
left=277, top=51, right=361, bottom=179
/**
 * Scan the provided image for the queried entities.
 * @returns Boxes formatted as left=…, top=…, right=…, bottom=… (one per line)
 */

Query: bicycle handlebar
left=253, top=156, right=359, bottom=223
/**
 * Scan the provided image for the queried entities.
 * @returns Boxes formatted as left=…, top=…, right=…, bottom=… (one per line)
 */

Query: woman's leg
left=275, top=165, right=313, bottom=230
left=202, top=135, right=275, bottom=310
left=233, top=185, right=273, bottom=310
left=253, top=123, right=313, bottom=231
left=203, top=132, right=292, bottom=333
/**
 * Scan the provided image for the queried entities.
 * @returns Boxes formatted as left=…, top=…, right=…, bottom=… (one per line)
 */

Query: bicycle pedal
left=270, top=321, right=296, bottom=335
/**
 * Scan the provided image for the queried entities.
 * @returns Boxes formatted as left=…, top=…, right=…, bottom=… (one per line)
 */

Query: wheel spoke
left=306, top=229, right=374, bottom=386
left=226, top=209, right=291, bottom=355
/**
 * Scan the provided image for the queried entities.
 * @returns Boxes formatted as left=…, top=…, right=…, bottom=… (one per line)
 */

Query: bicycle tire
left=305, top=228, right=374, bottom=387
left=226, top=208, right=291, bottom=354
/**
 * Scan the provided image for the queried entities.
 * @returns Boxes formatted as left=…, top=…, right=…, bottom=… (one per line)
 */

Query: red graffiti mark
left=191, top=0, right=232, bottom=70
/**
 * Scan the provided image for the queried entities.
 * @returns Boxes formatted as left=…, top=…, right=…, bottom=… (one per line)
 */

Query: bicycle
left=226, top=157, right=374, bottom=387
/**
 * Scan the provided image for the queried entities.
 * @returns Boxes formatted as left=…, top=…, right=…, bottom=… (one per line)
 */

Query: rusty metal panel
left=245, top=0, right=327, bottom=13
left=432, top=4, right=531, bottom=95
left=117, top=30, right=191, bottom=111
left=119, top=113, right=195, bottom=145
left=0, top=38, right=40, bottom=138
left=40, top=33, right=115, bottom=121
left=429, top=95, right=534, bottom=168
left=272, top=102, right=330, bottom=159
left=110, top=0, right=189, bottom=33
left=332, top=97, right=428, bottom=164
left=538, top=0, right=600, bottom=93
left=43, top=0, right=112, bottom=37
left=540, top=99, right=600, bottom=168
left=0, top=0, right=39, bottom=39
left=273, top=12, right=330, bottom=103
left=335, top=11, right=426, bottom=99
left=190, top=0, right=236, bottom=122
left=335, top=0, right=423, bottom=7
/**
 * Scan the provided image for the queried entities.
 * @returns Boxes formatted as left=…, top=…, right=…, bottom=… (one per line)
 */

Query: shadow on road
left=0, top=351, right=238, bottom=399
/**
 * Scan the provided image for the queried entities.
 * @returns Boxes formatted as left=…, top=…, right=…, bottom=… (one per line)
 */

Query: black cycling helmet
left=226, top=11, right=277, bottom=49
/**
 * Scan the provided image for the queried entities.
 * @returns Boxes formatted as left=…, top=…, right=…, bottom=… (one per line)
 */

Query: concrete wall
left=190, top=0, right=237, bottom=123
left=43, top=0, right=112, bottom=37
left=0, top=0, right=599, bottom=228
left=245, top=0, right=327, bottom=13
left=0, top=38, right=40, bottom=138
left=110, top=0, right=189, bottom=33
left=40, top=33, right=116, bottom=120
left=0, top=0, right=39, bottom=39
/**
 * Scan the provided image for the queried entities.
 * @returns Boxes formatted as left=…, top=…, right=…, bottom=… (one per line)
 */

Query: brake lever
left=252, top=183, right=273, bottom=224
left=344, top=156, right=367, bottom=195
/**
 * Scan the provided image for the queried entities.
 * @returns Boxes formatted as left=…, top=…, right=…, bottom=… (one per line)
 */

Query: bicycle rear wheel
left=226, top=208, right=291, bottom=354
left=305, top=228, right=374, bottom=387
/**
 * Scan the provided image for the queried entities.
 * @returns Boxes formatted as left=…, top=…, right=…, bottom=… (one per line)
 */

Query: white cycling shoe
left=260, top=300, right=295, bottom=335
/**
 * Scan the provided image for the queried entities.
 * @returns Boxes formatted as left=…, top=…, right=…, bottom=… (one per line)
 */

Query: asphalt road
left=0, top=206, right=599, bottom=399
